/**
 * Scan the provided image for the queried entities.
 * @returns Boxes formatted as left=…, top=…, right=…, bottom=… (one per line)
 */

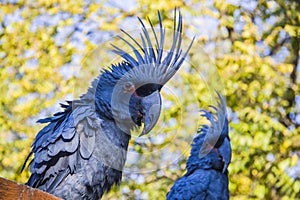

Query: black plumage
left=167, top=93, right=231, bottom=200
left=23, top=10, right=194, bottom=200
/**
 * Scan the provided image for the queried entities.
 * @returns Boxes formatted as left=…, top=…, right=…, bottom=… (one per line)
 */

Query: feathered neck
left=186, top=133, right=224, bottom=174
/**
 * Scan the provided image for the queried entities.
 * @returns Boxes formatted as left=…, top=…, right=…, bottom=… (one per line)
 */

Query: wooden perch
left=0, top=177, right=61, bottom=200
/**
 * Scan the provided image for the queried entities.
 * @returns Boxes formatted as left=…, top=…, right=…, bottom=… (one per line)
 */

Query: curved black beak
left=139, top=90, right=162, bottom=136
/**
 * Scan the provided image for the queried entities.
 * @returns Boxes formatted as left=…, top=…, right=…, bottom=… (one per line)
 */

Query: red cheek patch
left=123, top=85, right=136, bottom=94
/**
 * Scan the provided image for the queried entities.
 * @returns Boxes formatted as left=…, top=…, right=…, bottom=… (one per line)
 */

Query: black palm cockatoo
left=22, top=10, right=194, bottom=200
left=167, top=93, right=231, bottom=200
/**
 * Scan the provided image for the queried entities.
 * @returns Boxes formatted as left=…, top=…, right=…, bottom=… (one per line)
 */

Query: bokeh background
left=0, top=0, right=299, bottom=199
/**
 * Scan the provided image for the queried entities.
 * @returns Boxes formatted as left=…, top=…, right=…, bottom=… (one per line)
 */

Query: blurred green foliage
left=0, top=0, right=299, bottom=199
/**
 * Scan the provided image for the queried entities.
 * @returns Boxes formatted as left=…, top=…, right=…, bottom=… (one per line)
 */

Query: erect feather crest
left=198, top=92, right=228, bottom=158
left=111, top=9, right=194, bottom=87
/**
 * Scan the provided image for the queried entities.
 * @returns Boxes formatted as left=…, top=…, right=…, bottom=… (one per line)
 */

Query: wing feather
left=25, top=102, right=100, bottom=193
left=78, top=121, right=95, bottom=159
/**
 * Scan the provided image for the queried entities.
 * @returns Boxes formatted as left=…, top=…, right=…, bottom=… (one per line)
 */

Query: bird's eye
left=124, top=82, right=133, bottom=89
left=123, top=82, right=136, bottom=94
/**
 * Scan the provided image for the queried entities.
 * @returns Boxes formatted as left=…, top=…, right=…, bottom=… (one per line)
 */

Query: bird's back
left=167, top=169, right=229, bottom=200
left=25, top=97, right=130, bottom=199
left=167, top=93, right=231, bottom=200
